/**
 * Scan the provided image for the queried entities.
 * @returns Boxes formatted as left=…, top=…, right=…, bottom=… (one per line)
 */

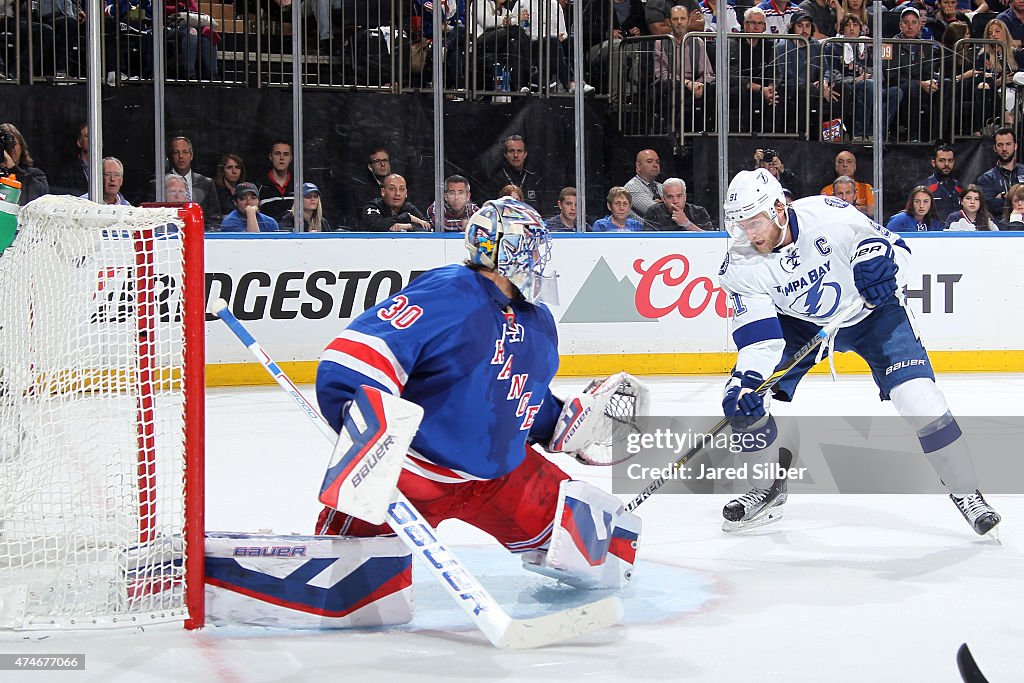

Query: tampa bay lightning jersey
left=719, top=195, right=911, bottom=378
left=316, top=264, right=562, bottom=481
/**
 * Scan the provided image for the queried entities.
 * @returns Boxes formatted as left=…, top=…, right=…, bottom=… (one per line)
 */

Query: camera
left=1, top=132, right=16, bottom=157
left=761, top=149, right=777, bottom=164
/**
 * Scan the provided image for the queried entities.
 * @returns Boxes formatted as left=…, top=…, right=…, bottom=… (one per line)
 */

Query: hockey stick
left=958, top=643, right=991, bottom=683
left=209, top=299, right=623, bottom=649
left=625, top=300, right=865, bottom=513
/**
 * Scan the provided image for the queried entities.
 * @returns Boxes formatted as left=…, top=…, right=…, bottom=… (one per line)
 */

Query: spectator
left=80, top=157, right=130, bottom=205
left=927, top=0, right=969, bottom=42
left=580, top=0, right=646, bottom=98
left=103, top=0, right=213, bottom=82
left=54, top=122, right=89, bottom=196
left=945, top=184, right=999, bottom=230
left=840, top=0, right=871, bottom=36
left=624, top=148, right=663, bottom=221
left=592, top=187, right=646, bottom=231
left=490, top=135, right=545, bottom=210
left=758, top=0, right=800, bottom=34
left=471, top=0, right=533, bottom=92
left=886, top=185, right=943, bottom=231
left=826, top=13, right=902, bottom=140
left=798, top=0, right=837, bottom=39
left=166, top=135, right=220, bottom=221
left=498, top=183, right=526, bottom=200
left=361, top=173, right=431, bottom=232
left=164, top=0, right=219, bottom=81
left=519, top=0, right=591, bottom=92
left=38, top=0, right=86, bottom=76
left=976, top=126, right=1024, bottom=216
left=831, top=175, right=858, bottom=205
left=753, top=147, right=803, bottom=198
left=427, top=174, right=480, bottom=231
left=773, top=11, right=841, bottom=136
left=212, top=153, right=246, bottom=213
left=279, top=182, right=334, bottom=232
left=543, top=186, right=590, bottom=231
left=164, top=173, right=189, bottom=202
left=1000, top=182, right=1024, bottom=229
left=652, top=4, right=716, bottom=132
left=995, top=0, right=1024, bottom=46
left=220, top=182, right=279, bottom=232
left=366, top=146, right=391, bottom=194
left=1, top=0, right=56, bottom=79
left=918, top=144, right=963, bottom=218
left=981, top=19, right=1023, bottom=126
left=643, top=177, right=714, bottom=230
left=644, top=0, right=674, bottom=34
left=698, top=0, right=740, bottom=33
left=820, top=150, right=874, bottom=216
left=0, top=122, right=49, bottom=205
left=891, top=7, right=944, bottom=142
left=730, top=8, right=782, bottom=134
left=258, top=140, right=294, bottom=222
left=943, top=21, right=994, bottom=137
left=413, top=0, right=468, bottom=89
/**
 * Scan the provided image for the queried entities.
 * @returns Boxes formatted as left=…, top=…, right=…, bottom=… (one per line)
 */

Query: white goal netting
left=0, top=196, right=200, bottom=630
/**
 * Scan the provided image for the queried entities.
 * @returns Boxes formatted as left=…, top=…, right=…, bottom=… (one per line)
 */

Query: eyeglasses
left=103, top=172, right=123, bottom=178
left=370, top=158, right=390, bottom=165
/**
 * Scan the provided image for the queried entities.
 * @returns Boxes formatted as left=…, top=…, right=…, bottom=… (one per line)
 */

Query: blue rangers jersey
left=718, top=195, right=911, bottom=379
left=316, top=264, right=562, bottom=482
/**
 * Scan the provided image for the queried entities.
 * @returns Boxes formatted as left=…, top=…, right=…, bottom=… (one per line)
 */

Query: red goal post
left=0, top=197, right=205, bottom=630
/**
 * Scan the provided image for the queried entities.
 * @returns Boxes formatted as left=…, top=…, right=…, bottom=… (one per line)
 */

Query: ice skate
left=950, top=490, right=1001, bottom=536
left=722, top=480, right=788, bottom=532
left=722, top=447, right=792, bottom=532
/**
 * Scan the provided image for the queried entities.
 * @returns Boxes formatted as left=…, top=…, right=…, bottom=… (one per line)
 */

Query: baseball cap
left=302, top=182, right=320, bottom=196
left=234, top=182, right=258, bottom=198
left=790, top=10, right=814, bottom=30
left=900, top=6, right=920, bottom=18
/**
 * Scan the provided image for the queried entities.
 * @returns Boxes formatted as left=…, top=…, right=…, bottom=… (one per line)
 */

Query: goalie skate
left=950, top=490, right=1002, bottom=536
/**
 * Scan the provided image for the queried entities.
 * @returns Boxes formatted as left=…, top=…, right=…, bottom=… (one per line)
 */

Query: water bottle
left=0, top=176, right=21, bottom=252
left=493, top=62, right=511, bottom=102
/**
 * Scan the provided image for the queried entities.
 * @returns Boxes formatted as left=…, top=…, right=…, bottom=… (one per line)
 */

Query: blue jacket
left=886, top=212, right=942, bottom=232
left=592, top=216, right=646, bottom=232
left=975, top=163, right=1024, bottom=217
left=219, top=209, right=280, bottom=232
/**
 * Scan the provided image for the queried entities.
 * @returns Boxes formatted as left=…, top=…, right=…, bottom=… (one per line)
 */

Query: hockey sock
left=890, top=378, right=980, bottom=495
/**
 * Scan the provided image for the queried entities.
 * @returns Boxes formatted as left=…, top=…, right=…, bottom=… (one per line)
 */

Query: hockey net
left=0, top=196, right=205, bottom=630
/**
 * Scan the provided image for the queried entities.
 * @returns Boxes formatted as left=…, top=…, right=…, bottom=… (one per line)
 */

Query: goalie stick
left=209, top=299, right=623, bottom=649
left=958, top=643, right=991, bottom=683
left=625, top=300, right=865, bottom=513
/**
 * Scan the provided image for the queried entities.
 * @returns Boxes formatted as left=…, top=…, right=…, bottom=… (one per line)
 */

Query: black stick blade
left=957, top=643, right=990, bottom=683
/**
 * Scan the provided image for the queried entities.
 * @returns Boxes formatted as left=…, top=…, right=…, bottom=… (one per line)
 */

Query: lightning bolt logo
left=795, top=279, right=841, bottom=318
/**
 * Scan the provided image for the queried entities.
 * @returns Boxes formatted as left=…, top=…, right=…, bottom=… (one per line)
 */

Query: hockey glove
left=722, top=370, right=766, bottom=430
left=851, top=239, right=898, bottom=307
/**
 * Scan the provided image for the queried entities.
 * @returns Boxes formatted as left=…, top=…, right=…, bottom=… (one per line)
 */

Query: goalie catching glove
left=548, top=371, right=650, bottom=465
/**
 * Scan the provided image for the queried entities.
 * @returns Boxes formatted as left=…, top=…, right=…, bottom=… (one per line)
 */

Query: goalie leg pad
left=522, top=480, right=641, bottom=589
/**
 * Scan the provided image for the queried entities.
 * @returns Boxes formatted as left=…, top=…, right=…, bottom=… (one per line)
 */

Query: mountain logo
left=560, top=258, right=652, bottom=323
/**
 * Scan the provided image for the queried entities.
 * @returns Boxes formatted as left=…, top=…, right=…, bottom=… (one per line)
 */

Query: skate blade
left=722, top=507, right=784, bottom=533
left=985, top=526, right=1002, bottom=545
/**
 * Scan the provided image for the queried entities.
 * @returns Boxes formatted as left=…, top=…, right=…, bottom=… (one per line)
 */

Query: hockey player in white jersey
left=716, top=168, right=1001, bottom=535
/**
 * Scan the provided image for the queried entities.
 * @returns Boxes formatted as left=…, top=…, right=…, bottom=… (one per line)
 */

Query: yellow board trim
left=205, top=351, right=1024, bottom=387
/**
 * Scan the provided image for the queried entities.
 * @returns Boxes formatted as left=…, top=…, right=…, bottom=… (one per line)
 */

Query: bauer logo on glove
left=549, top=372, right=650, bottom=465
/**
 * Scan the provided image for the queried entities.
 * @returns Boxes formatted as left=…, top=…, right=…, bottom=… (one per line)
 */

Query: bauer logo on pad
left=319, top=385, right=423, bottom=525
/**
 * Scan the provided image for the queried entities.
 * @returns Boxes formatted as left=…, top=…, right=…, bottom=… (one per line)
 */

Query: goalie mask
left=723, top=169, right=789, bottom=248
left=465, top=197, right=558, bottom=304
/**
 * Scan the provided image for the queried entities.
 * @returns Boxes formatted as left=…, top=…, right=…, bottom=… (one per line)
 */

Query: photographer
left=753, top=148, right=803, bottom=199
left=1, top=123, right=49, bottom=206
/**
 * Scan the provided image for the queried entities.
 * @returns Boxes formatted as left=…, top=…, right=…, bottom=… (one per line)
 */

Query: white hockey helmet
left=465, top=197, right=558, bottom=304
left=723, top=168, right=789, bottom=244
